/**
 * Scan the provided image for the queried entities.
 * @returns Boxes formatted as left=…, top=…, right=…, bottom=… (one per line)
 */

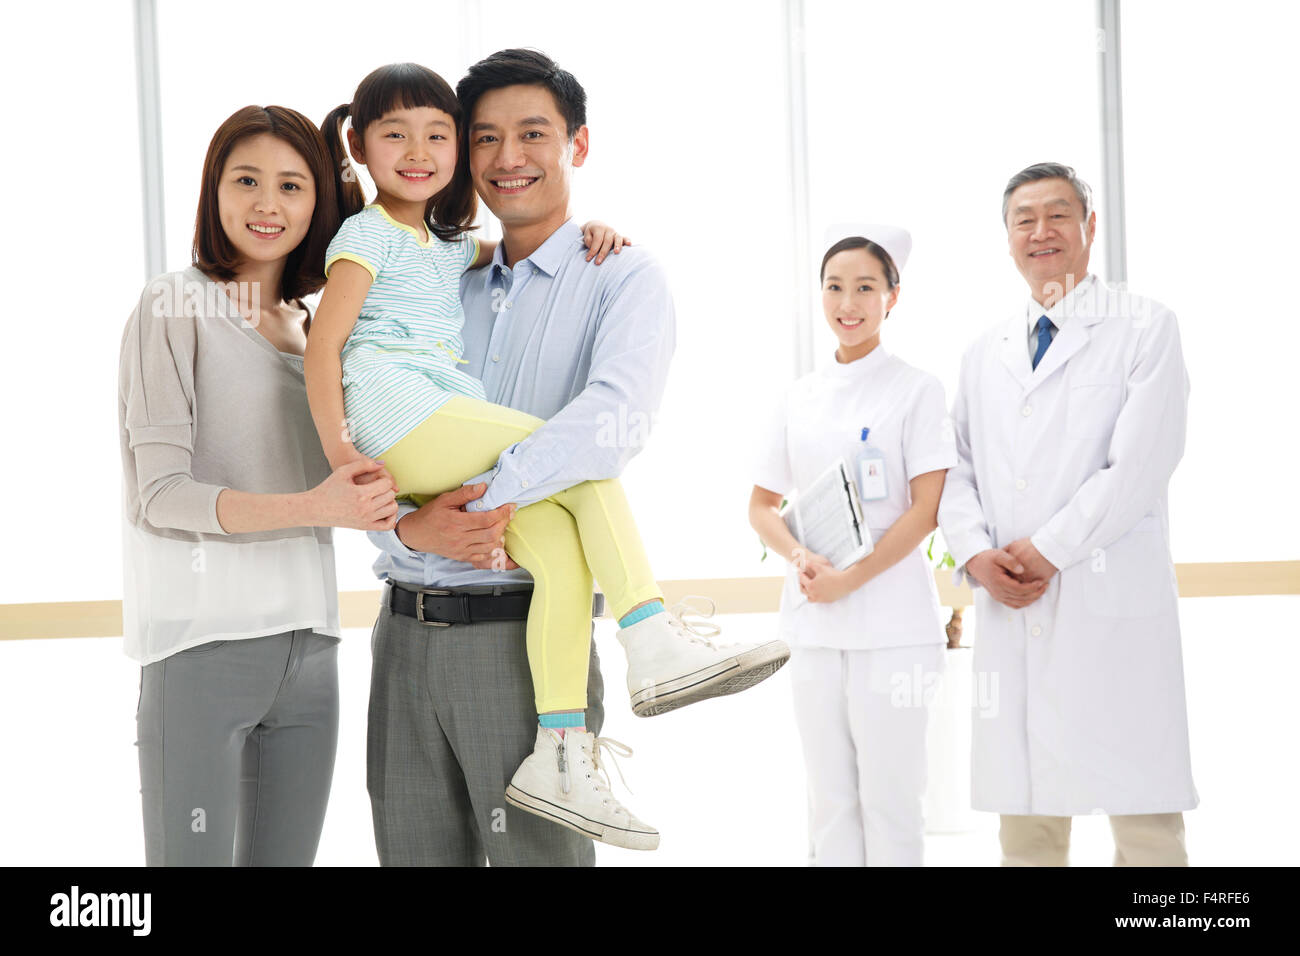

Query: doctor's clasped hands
left=965, top=540, right=1056, bottom=609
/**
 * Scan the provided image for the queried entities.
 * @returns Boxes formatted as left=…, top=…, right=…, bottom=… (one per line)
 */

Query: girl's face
left=217, top=133, right=316, bottom=267
left=348, top=105, right=458, bottom=205
left=821, top=247, right=899, bottom=359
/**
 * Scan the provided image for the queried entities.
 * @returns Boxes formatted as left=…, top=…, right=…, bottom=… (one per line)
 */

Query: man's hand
left=395, top=482, right=520, bottom=570
left=966, top=548, right=1049, bottom=609
left=1006, top=537, right=1058, bottom=586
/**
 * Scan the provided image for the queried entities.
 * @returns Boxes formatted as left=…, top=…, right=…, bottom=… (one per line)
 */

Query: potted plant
left=922, top=528, right=977, bottom=833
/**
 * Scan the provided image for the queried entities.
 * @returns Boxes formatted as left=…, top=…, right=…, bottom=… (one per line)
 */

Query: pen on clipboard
left=840, top=462, right=862, bottom=542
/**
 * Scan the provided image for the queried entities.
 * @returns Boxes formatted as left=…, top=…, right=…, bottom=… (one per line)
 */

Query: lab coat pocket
left=1083, top=515, right=1174, bottom=619
left=1067, top=382, right=1123, bottom=439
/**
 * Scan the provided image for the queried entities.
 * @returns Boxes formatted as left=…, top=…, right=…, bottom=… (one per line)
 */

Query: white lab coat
left=938, top=275, right=1198, bottom=816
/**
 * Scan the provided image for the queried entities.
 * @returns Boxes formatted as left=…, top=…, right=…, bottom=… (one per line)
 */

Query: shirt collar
left=492, top=218, right=582, bottom=281
left=1026, top=271, right=1096, bottom=333
left=825, top=343, right=891, bottom=379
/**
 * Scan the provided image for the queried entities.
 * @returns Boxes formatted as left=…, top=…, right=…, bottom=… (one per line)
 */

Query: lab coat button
left=1022, top=405, right=1033, bottom=417
left=1031, top=624, right=1043, bottom=636
left=521, top=480, right=530, bottom=489
left=492, top=355, right=501, bottom=362
left=1015, top=478, right=1027, bottom=490
left=504, top=301, right=513, bottom=309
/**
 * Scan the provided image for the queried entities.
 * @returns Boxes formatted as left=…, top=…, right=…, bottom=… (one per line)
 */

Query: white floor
left=0, top=595, right=1294, bottom=866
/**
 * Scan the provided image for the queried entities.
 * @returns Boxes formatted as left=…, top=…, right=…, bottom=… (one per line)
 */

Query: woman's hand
left=790, top=548, right=832, bottom=576
left=307, top=458, right=399, bottom=531
left=797, top=560, right=856, bottom=604
left=581, top=220, right=630, bottom=264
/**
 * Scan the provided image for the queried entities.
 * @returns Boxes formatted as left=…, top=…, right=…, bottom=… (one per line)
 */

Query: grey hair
left=1001, top=162, right=1093, bottom=225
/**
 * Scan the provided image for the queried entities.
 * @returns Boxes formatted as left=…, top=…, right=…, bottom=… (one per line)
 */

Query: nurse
left=748, top=225, right=957, bottom=866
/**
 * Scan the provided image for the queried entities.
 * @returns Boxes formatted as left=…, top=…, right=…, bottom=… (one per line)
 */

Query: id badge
left=858, top=448, right=888, bottom=501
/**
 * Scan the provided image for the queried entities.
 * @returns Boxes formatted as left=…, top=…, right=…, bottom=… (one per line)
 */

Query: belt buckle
left=415, top=588, right=454, bottom=627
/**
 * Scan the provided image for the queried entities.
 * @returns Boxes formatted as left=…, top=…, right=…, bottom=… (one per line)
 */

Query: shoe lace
left=590, top=736, right=636, bottom=800
left=668, top=595, right=723, bottom=646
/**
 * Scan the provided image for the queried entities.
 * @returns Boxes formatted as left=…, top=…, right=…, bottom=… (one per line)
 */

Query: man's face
left=1005, top=177, right=1096, bottom=291
left=467, top=84, right=588, bottom=227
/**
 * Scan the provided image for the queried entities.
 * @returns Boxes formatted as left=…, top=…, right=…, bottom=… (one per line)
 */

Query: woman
left=118, top=105, right=399, bottom=865
left=748, top=225, right=956, bottom=866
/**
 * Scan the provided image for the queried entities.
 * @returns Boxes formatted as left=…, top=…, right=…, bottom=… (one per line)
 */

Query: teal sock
left=618, top=600, right=664, bottom=628
left=539, top=710, right=586, bottom=737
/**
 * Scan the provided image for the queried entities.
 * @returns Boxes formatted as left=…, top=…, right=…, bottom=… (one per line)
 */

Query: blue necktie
left=1031, top=314, right=1054, bottom=370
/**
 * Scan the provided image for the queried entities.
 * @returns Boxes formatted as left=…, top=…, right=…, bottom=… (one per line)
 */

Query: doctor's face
left=1006, top=177, right=1095, bottom=297
left=821, top=247, right=898, bottom=361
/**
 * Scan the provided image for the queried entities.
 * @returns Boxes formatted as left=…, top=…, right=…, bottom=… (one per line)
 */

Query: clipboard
left=779, top=458, right=874, bottom=571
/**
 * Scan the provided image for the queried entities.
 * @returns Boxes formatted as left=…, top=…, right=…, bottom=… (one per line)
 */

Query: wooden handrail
left=1, top=562, right=1296, bottom=642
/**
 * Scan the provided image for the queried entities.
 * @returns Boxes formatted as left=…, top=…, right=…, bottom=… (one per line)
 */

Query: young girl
left=120, top=105, right=399, bottom=865
left=303, top=63, right=789, bottom=849
left=748, top=225, right=957, bottom=866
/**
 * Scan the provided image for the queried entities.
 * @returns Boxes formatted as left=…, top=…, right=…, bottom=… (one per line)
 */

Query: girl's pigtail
left=321, top=103, right=366, bottom=222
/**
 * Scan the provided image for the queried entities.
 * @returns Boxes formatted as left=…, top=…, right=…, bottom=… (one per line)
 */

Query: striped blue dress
left=325, top=204, right=483, bottom=458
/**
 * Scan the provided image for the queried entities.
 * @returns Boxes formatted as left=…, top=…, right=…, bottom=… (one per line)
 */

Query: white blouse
left=753, top=345, right=957, bottom=650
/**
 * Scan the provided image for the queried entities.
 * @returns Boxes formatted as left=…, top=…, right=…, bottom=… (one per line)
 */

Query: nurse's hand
left=966, top=548, right=1048, bottom=609
left=790, top=548, right=832, bottom=575
left=798, top=563, right=855, bottom=604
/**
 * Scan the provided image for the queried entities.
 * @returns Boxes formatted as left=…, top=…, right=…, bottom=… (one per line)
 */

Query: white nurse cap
left=823, top=222, right=912, bottom=274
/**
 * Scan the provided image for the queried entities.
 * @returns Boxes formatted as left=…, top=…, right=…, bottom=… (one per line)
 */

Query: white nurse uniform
left=754, top=344, right=958, bottom=866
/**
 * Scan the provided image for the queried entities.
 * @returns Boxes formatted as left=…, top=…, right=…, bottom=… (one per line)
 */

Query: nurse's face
left=821, top=247, right=898, bottom=361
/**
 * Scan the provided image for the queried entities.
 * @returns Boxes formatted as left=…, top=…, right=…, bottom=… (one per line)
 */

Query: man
left=938, top=162, right=1197, bottom=866
left=363, top=49, right=782, bottom=866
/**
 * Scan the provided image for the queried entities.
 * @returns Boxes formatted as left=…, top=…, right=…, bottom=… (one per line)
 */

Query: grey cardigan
left=118, top=267, right=339, bottom=663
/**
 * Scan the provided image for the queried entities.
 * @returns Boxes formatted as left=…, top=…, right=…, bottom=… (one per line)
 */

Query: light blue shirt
left=366, top=219, right=676, bottom=588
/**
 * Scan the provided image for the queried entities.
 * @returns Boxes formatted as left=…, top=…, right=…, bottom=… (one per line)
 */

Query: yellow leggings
left=379, top=394, right=663, bottom=713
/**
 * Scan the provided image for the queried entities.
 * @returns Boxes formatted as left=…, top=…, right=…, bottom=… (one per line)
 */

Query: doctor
left=938, top=163, right=1197, bottom=866
left=749, top=225, right=957, bottom=866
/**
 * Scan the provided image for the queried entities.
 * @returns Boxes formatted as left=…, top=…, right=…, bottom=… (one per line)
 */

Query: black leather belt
left=388, top=581, right=605, bottom=627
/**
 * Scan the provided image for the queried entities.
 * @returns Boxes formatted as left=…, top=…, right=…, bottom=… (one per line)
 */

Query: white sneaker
left=505, top=727, right=660, bottom=851
left=618, top=597, right=791, bottom=717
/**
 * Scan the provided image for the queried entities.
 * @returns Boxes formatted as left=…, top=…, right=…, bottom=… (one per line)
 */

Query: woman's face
left=821, top=247, right=898, bottom=357
left=216, top=133, right=316, bottom=268
left=349, top=105, right=458, bottom=206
